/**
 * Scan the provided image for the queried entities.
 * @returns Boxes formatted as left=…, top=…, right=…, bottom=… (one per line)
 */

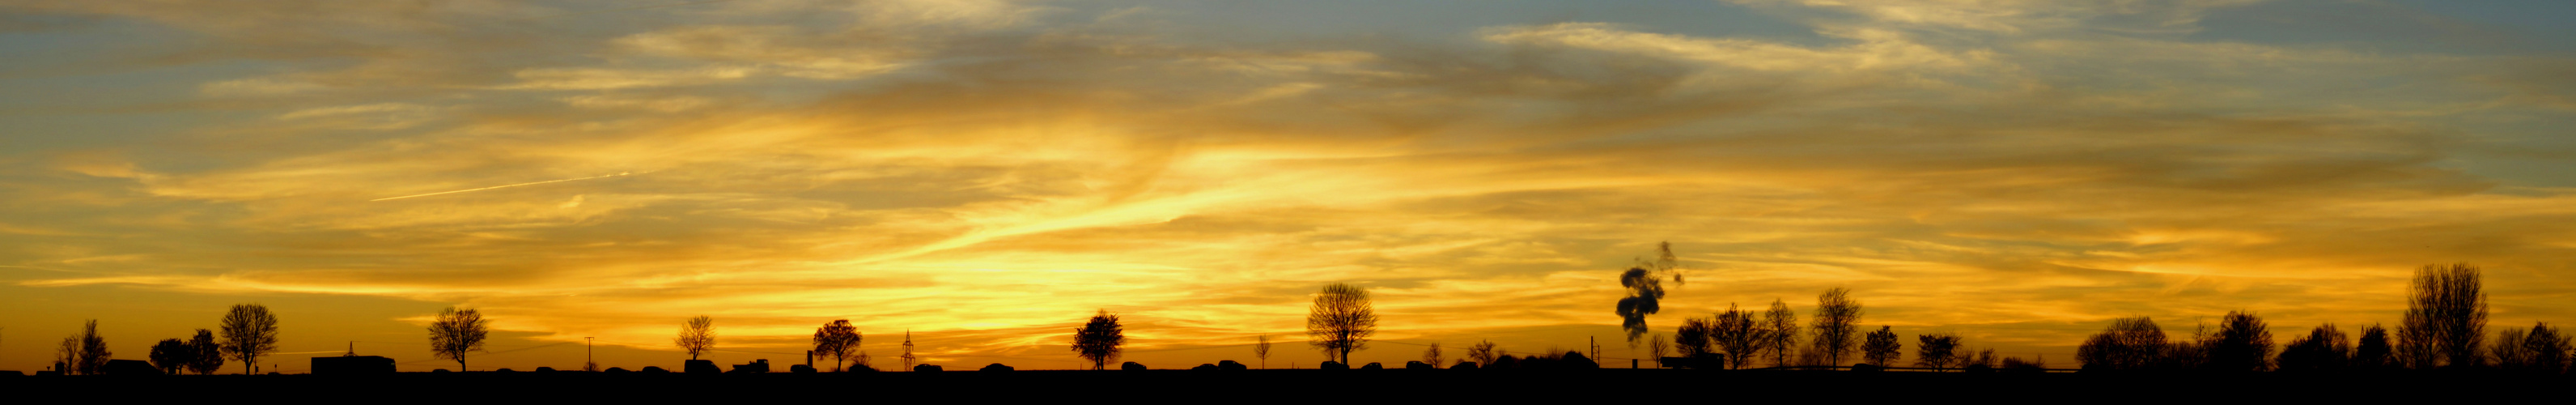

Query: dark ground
left=1, top=369, right=2553, bottom=401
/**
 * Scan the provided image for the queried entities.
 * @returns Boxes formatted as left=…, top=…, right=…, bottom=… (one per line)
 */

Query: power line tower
left=900, top=330, right=916, bottom=370
left=584, top=337, right=596, bottom=372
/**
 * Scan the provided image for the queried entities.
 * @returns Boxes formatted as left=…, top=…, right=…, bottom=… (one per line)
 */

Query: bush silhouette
left=1121, top=361, right=1147, bottom=371
left=2077, top=317, right=2166, bottom=371
left=683, top=360, right=718, bottom=373
left=641, top=366, right=668, bottom=373
left=1217, top=360, right=1246, bottom=371
left=913, top=364, right=943, bottom=373
left=1360, top=362, right=1383, bottom=370
left=2277, top=323, right=2351, bottom=372
left=1319, top=360, right=1347, bottom=370
left=1449, top=361, right=1478, bottom=370
left=980, top=363, right=1013, bottom=372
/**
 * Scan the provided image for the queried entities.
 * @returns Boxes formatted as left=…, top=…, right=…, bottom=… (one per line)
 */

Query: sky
left=3, top=0, right=2575, bottom=373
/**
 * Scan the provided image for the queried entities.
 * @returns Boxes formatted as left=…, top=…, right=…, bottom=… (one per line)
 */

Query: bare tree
left=1711, top=304, right=1761, bottom=369
left=2275, top=323, right=2350, bottom=372
left=219, top=304, right=278, bottom=375
left=150, top=338, right=192, bottom=374
left=1254, top=335, right=1273, bottom=369
left=1306, top=283, right=1377, bottom=365
left=427, top=307, right=489, bottom=371
left=1422, top=343, right=1444, bottom=366
left=1674, top=317, right=1715, bottom=368
left=1861, top=326, right=1901, bottom=366
left=2398, top=262, right=2486, bottom=369
left=74, top=320, right=109, bottom=375
left=1468, top=339, right=1499, bottom=366
left=2076, top=316, right=2166, bottom=371
left=2353, top=324, right=2392, bottom=369
left=55, top=335, right=75, bottom=374
left=1072, top=309, right=1125, bottom=369
left=813, top=319, right=861, bottom=372
left=1963, top=348, right=1997, bottom=370
left=1617, top=242, right=1682, bottom=346
left=1914, top=333, right=1960, bottom=371
left=675, top=315, right=715, bottom=360
left=186, top=329, right=223, bottom=375
left=2491, top=326, right=2533, bottom=370
left=1808, top=288, right=1862, bottom=366
left=1761, top=299, right=1798, bottom=367
left=2529, top=322, right=2572, bottom=373
left=1647, top=333, right=1669, bottom=368
left=2206, top=310, right=2273, bottom=372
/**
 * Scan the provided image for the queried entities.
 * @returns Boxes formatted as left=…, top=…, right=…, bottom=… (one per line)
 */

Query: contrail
left=371, top=172, right=638, bottom=202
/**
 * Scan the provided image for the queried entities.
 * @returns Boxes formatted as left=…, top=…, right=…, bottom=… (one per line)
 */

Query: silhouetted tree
left=2076, top=316, right=2166, bottom=370
left=185, top=329, right=223, bottom=375
left=2205, top=310, right=2273, bottom=372
left=2398, top=262, right=2486, bottom=369
left=1255, top=335, right=1272, bottom=369
left=1809, top=288, right=1862, bottom=366
left=1422, top=343, right=1443, bottom=367
left=1712, top=304, right=1761, bottom=369
left=150, top=339, right=192, bottom=374
left=2000, top=356, right=2046, bottom=372
left=219, top=304, right=279, bottom=375
left=1306, top=283, right=1377, bottom=365
left=2158, top=322, right=2210, bottom=371
left=1861, top=326, right=1900, bottom=366
left=813, top=319, right=861, bottom=372
left=1915, top=333, right=1960, bottom=371
left=2528, top=322, right=2571, bottom=373
left=2275, top=323, right=2350, bottom=372
left=55, top=335, right=75, bottom=375
left=1618, top=242, right=1681, bottom=346
left=427, top=307, right=489, bottom=371
left=2492, top=326, right=2532, bottom=370
left=1963, top=348, right=1997, bottom=370
left=2353, top=324, right=2392, bottom=370
left=1468, top=339, right=1499, bottom=366
left=1647, top=333, right=1669, bottom=368
left=1674, top=317, right=1716, bottom=368
left=676, top=315, right=715, bottom=360
left=74, top=320, right=110, bottom=375
left=1761, top=299, right=1798, bottom=367
left=1072, top=309, right=1125, bottom=369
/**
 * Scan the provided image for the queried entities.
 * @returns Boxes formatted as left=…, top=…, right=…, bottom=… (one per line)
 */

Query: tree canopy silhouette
left=2398, top=262, right=2485, bottom=369
left=1421, top=343, right=1443, bottom=367
left=1914, top=332, right=1960, bottom=371
left=1761, top=299, right=1798, bottom=367
left=2275, top=323, right=2349, bottom=372
left=1254, top=335, right=1272, bottom=369
left=2526, top=322, right=2572, bottom=373
left=428, top=307, right=489, bottom=371
left=1711, top=304, right=1760, bottom=369
left=2077, top=316, right=2165, bottom=371
left=1674, top=317, right=1714, bottom=367
left=1809, top=288, right=1861, bottom=366
left=813, top=319, right=861, bottom=372
left=2353, top=324, right=2392, bottom=370
left=185, top=329, right=223, bottom=375
left=1072, top=309, right=1125, bottom=369
left=1306, top=283, right=1377, bottom=365
left=73, top=320, right=109, bottom=375
left=2206, top=310, right=2272, bottom=372
left=149, top=338, right=190, bottom=375
left=218, top=304, right=278, bottom=375
left=1861, top=326, right=1900, bottom=366
left=676, top=315, right=715, bottom=360
left=1467, top=339, right=1499, bottom=366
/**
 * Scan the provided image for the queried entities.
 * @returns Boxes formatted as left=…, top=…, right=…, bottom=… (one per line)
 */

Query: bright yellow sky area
left=4, top=0, right=2575, bottom=372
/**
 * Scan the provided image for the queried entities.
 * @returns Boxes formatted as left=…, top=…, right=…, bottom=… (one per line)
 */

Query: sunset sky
left=6, top=0, right=2576, bottom=373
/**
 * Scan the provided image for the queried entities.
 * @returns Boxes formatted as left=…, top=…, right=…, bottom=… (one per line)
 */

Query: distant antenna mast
left=346, top=341, right=355, bottom=356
